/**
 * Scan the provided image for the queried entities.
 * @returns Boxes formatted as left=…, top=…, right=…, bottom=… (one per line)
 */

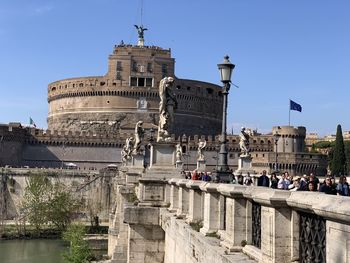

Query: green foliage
left=22, top=174, right=80, bottom=232
left=344, top=141, right=350, bottom=175
left=22, top=174, right=51, bottom=231
left=47, top=182, right=81, bottom=230
left=313, top=141, right=335, bottom=149
left=62, top=223, right=92, bottom=263
left=331, top=124, right=346, bottom=176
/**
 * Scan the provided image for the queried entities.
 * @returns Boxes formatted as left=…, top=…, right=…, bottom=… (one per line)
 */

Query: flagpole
left=288, top=99, right=291, bottom=126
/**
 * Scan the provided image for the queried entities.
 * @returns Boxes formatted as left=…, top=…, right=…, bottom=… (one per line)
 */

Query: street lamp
left=273, top=132, right=280, bottom=172
left=216, top=55, right=235, bottom=182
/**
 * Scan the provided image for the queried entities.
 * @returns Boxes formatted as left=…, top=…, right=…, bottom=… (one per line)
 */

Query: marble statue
left=157, top=77, right=177, bottom=142
left=175, top=143, right=183, bottom=162
left=197, top=139, right=207, bottom=161
left=239, top=127, right=253, bottom=157
left=121, top=137, right=134, bottom=162
left=133, top=121, right=144, bottom=155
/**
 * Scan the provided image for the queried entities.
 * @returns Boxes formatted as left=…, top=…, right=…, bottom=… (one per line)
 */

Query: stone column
left=250, top=189, right=292, bottom=263
left=176, top=179, right=189, bottom=218
left=109, top=185, right=137, bottom=262
left=261, top=206, right=291, bottom=263
left=186, top=180, right=204, bottom=224
left=199, top=183, right=220, bottom=235
left=217, top=184, right=248, bottom=250
left=169, top=179, right=180, bottom=212
left=124, top=206, right=165, bottom=263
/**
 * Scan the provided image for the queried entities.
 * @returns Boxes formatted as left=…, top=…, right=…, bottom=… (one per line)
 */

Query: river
left=0, top=239, right=67, bottom=263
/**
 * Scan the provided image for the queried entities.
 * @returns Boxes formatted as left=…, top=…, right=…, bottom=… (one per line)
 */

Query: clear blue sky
left=0, top=0, right=349, bottom=136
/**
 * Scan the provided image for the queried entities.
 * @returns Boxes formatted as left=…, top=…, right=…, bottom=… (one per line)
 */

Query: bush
left=62, top=223, right=92, bottom=263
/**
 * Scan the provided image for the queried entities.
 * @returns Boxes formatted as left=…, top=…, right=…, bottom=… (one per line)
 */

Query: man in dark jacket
left=257, top=170, right=270, bottom=187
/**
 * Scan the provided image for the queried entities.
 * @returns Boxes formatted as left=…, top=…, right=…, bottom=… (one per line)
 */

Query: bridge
left=108, top=173, right=350, bottom=263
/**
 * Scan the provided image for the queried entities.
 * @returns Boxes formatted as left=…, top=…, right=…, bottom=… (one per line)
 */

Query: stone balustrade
left=165, top=178, right=350, bottom=263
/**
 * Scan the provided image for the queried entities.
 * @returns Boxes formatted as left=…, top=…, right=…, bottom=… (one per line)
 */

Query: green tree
left=331, top=124, right=346, bottom=176
left=22, top=174, right=51, bottom=231
left=344, top=141, right=350, bottom=175
left=22, top=174, right=80, bottom=232
left=47, top=182, right=80, bottom=231
left=63, top=223, right=92, bottom=263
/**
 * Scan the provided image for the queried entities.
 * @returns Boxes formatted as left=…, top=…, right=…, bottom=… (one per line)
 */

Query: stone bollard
left=199, top=183, right=221, bottom=235
left=185, top=180, right=204, bottom=224
left=168, top=179, right=180, bottom=212
left=243, top=187, right=292, bottom=263
left=217, top=184, right=248, bottom=251
left=176, top=179, right=190, bottom=218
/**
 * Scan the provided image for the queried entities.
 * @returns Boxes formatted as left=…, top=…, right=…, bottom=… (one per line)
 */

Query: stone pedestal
left=175, top=160, right=183, bottom=170
left=125, top=154, right=145, bottom=168
left=197, top=159, right=206, bottom=172
left=149, top=143, right=175, bottom=168
left=235, top=155, right=255, bottom=175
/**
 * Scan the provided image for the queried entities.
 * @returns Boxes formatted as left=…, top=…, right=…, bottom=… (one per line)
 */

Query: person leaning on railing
left=336, top=175, right=350, bottom=196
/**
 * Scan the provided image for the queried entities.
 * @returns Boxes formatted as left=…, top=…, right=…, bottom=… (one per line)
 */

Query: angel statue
left=132, top=121, right=145, bottom=155
left=134, top=25, right=148, bottom=39
left=197, top=139, right=207, bottom=161
left=175, top=143, right=183, bottom=162
left=134, top=25, right=148, bottom=46
left=239, top=127, right=254, bottom=157
left=121, top=137, right=134, bottom=163
left=157, top=77, right=177, bottom=142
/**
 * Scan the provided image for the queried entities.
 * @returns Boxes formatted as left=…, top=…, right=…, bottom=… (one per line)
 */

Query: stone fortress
left=47, top=42, right=223, bottom=136
left=0, top=26, right=327, bottom=175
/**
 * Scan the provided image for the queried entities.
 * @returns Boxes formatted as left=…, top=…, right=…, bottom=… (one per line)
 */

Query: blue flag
left=290, top=100, right=302, bottom=112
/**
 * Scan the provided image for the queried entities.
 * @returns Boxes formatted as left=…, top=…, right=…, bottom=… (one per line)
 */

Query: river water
left=0, top=239, right=67, bottom=263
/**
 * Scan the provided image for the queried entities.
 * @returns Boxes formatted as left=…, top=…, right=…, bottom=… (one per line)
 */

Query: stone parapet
left=163, top=179, right=350, bottom=263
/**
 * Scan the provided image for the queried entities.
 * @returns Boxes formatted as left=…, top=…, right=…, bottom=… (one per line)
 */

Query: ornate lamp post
left=216, top=56, right=235, bottom=181
left=273, top=132, right=280, bottom=172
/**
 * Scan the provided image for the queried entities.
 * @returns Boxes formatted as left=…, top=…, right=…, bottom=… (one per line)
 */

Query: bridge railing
left=162, top=178, right=350, bottom=263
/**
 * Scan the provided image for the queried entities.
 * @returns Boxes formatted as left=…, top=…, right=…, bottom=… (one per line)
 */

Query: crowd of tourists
left=184, top=170, right=212, bottom=181
left=184, top=169, right=350, bottom=196
left=267, top=171, right=350, bottom=196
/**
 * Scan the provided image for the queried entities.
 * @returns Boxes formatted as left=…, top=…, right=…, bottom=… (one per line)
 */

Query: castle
left=0, top=29, right=327, bottom=175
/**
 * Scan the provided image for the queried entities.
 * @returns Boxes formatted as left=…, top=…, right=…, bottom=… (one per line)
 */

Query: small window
left=187, top=86, right=191, bottom=91
left=206, top=88, right=213, bottom=94
left=130, top=77, right=137, bottom=86
left=147, top=63, right=152, bottom=72
left=138, top=78, right=145, bottom=87
left=116, top=71, right=121, bottom=80
left=100, top=81, right=105, bottom=86
left=79, top=83, right=84, bottom=87
left=132, top=61, right=137, bottom=72
left=162, top=64, right=168, bottom=74
left=146, top=78, right=153, bottom=87
left=51, top=87, right=56, bottom=91
left=117, top=61, right=122, bottom=71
